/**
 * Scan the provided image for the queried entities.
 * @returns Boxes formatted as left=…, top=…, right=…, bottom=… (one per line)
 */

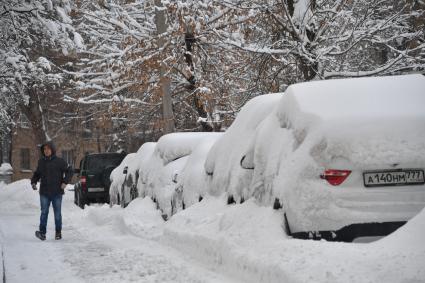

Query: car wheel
left=78, top=190, right=86, bottom=209
left=283, top=212, right=292, bottom=236
left=130, top=185, right=138, bottom=201
left=116, top=193, right=121, bottom=206
left=104, top=192, right=110, bottom=204
left=74, top=187, right=78, bottom=205
left=120, top=185, right=126, bottom=208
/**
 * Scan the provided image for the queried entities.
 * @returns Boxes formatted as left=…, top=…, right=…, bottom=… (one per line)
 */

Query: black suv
left=74, top=152, right=126, bottom=208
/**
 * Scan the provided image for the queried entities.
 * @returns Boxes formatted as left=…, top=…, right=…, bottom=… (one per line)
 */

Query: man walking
left=31, top=141, right=73, bottom=241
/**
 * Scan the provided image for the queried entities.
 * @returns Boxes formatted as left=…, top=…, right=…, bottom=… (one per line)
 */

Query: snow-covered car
left=205, top=93, right=281, bottom=204
left=109, top=142, right=156, bottom=207
left=109, top=152, right=137, bottom=207
left=138, top=132, right=220, bottom=219
left=206, top=74, right=425, bottom=241
left=172, top=133, right=223, bottom=214
left=239, top=74, right=425, bottom=241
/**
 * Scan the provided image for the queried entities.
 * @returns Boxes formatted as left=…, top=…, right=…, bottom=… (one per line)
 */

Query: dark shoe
left=55, top=231, right=62, bottom=240
left=35, top=231, right=46, bottom=241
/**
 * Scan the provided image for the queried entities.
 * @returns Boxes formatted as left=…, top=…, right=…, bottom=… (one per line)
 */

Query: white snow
left=1, top=175, right=425, bottom=283
left=0, top=163, right=12, bottom=175
left=164, top=195, right=425, bottom=283
left=0, top=180, right=237, bottom=283
left=278, top=74, right=425, bottom=131
left=73, top=32, right=85, bottom=49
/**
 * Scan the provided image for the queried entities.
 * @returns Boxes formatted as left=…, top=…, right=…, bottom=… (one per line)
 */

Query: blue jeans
left=39, top=194, right=62, bottom=234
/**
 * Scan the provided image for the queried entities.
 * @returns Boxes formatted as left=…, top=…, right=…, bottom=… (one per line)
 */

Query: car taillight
left=320, top=169, right=351, bottom=186
left=81, top=176, right=87, bottom=190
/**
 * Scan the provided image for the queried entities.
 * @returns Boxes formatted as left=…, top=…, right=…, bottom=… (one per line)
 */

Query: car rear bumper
left=284, top=182, right=425, bottom=235
left=84, top=191, right=108, bottom=201
left=290, top=221, right=406, bottom=242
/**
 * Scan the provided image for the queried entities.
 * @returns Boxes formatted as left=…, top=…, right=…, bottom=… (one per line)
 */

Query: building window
left=20, top=148, right=30, bottom=170
left=62, top=150, right=75, bottom=167
left=19, top=114, right=31, bottom=129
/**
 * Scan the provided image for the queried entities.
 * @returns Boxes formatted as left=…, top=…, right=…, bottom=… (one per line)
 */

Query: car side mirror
left=123, top=166, right=128, bottom=175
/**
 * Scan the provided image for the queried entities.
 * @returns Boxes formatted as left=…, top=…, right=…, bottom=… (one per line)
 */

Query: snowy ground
left=1, top=180, right=425, bottom=283
left=0, top=180, right=237, bottom=283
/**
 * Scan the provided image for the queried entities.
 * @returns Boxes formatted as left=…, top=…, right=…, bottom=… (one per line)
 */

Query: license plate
left=88, top=187, right=104, bottom=192
left=363, top=169, right=425, bottom=187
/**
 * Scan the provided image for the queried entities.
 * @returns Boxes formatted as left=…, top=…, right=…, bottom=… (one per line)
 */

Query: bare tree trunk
left=155, top=0, right=175, bottom=134
left=19, top=88, right=49, bottom=147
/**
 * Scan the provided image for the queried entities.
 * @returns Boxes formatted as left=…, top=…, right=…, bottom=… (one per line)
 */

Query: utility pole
left=155, top=0, right=175, bottom=134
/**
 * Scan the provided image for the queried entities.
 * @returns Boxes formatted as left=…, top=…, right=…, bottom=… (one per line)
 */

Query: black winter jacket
left=31, top=141, right=73, bottom=196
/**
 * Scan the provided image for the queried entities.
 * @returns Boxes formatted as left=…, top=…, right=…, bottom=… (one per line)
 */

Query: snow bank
left=205, top=93, right=282, bottom=200
left=0, top=163, right=13, bottom=175
left=163, top=195, right=425, bottom=283
left=0, top=180, right=38, bottom=212
left=80, top=197, right=164, bottom=240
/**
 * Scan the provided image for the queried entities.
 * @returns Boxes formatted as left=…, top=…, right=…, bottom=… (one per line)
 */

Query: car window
left=86, top=155, right=124, bottom=172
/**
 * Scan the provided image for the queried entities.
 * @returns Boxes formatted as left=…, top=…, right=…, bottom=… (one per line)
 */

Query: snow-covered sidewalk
left=0, top=180, right=237, bottom=283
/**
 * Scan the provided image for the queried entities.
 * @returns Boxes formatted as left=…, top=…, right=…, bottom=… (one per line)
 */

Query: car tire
left=283, top=212, right=292, bottom=236
left=104, top=193, right=110, bottom=204
left=116, top=193, right=121, bottom=206
left=78, top=190, right=86, bottom=209
left=74, top=187, right=78, bottom=205
left=130, top=185, right=138, bottom=201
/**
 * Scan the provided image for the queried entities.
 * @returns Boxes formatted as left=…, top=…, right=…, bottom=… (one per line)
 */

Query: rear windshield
left=85, top=154, right=125, bottom=172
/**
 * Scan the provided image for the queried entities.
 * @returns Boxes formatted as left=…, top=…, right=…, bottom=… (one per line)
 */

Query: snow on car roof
left=156, top=132, right=223, bottom=165
left=278, top=74, right=425, bottom=131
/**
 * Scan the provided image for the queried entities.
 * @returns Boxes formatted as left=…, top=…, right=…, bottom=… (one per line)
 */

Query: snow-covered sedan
left=139, top=132, right=225, bottom=219
left=240, top=74, right=425, bottom=241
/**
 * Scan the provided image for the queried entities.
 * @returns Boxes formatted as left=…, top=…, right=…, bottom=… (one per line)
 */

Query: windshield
left=86, top=154, right=125, bottom=172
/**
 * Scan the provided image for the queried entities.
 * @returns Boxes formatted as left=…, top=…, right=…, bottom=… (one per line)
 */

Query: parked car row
left=75, top=74, right=425, bottom=242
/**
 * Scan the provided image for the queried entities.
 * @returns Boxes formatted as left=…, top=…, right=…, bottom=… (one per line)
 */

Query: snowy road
left=0, top=180, right=237, bottom=283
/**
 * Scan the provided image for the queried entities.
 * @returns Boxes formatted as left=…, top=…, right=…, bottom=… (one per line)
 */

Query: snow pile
left=0, top=180, right=38, bottom=211
left=0, top=163, right=13, bottom=175
left=163, top=195, right=425, bottom=283
left=205, top=93, right=282, bottom=200
left=80, top=197, right=165, bottom=240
